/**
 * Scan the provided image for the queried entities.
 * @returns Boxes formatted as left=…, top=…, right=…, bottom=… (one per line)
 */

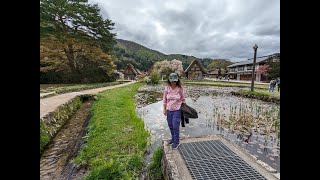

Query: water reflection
left=137, top=94, right=280, bottom=173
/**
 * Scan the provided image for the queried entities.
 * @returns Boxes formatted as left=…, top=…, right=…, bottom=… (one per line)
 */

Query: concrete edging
left=161, top=135, right=280, bottom=180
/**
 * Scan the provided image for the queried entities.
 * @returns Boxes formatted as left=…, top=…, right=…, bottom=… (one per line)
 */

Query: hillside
left=113, top=39, right=213, bottom=71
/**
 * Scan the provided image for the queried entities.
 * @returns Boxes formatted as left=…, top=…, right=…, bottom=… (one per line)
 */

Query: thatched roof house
left=123, top=64, right=142, bottom=80
left=184, top=59, right=207, bottom=80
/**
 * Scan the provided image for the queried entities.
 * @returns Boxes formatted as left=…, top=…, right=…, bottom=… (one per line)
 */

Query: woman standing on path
left=163, top=73, right=186, bottom=149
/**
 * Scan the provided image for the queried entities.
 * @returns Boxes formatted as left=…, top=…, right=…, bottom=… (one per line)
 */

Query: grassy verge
left=183, top=81, right=268, bottom=89
left=40, top=81, right=125, bottom=94
left=147, top=147, right=164, bottom=180
left=40, top=121, right=50, bottom=154
left=239, top=89, right=280, bottom=99
left=73, top=83, right=150, bottom=179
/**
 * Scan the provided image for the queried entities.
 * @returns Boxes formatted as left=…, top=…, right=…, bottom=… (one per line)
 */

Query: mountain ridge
left=113, top=38, right=213, bottom=71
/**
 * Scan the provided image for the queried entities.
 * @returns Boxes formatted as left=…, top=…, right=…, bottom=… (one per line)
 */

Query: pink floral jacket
left=163, top=85, right=186, bottom=111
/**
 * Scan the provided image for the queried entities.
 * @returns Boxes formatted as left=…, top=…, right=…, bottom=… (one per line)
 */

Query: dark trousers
left=166, top=110, right=181, bottom=143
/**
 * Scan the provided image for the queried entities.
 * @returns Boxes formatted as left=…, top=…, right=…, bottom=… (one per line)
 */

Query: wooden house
left=123, top=64, right=142, bottom=80
left=184, top=60, right=207, bottom=80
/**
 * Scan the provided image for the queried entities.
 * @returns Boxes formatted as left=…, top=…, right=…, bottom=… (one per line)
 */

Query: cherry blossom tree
left=154, top=59, right=184, bottom=77
left=256, top=64, right=269, bottom=76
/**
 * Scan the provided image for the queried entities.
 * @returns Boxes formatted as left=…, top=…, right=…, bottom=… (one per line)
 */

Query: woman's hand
left=163, top=109, right=167, bottom=116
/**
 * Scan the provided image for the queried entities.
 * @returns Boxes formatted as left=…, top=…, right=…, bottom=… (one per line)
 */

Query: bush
left=137, top=74, right=147, bottom=83
left=149, top=71, right=160, bottom=85
left=144, top=76, right=151, bottom=84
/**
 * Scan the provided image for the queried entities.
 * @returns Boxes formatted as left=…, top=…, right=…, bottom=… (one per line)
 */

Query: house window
left=247, top=65, right=253, bottom=70
left=238, top=67, right=244, bottom=71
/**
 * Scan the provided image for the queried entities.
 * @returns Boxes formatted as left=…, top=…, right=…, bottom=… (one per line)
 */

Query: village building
left=184, top=59, right=207, bottom=80
left=123, top=63, right=143, bottom=80
left=227, top=53, right=280, bottom=82
left=207, top=68, right=219, bottom=79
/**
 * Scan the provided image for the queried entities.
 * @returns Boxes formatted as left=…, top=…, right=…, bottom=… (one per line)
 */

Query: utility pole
left=251, top=44, right=258, bottom=92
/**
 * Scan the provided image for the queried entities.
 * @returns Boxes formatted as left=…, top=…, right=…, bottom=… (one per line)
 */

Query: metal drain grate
left=179, top=140, right=267, bottom=180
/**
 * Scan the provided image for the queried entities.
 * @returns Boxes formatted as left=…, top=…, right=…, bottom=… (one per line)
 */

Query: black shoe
left=166, top=139, right=174, bottom=146
left=171, top=142, right=180, bottom=149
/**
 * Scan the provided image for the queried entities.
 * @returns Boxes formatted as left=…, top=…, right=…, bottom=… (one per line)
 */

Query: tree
left=149, top=70, right=160, bottom=84
left=154, top=59, right=184, bottom=77
left=256, top=64, right=269, bottom=76
left=266, top=61, right=280, bottom=79
left=40, top=37, right=117, bottom=83
left=208, top=59, right=233, bottom=77
left=40, top=0, right=116, bottom=72
left=220, top=68, right=226, bottom=76
left=207, top=59, right=233, bottom=70
left=170, top=59, right=184, bottom=76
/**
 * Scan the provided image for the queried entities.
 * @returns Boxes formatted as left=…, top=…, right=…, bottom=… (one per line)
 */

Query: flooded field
left=136, top=85, right=280, bottom=173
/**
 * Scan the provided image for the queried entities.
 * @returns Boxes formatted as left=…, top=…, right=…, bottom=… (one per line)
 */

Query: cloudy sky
left=89, top=0, right=279, bottom=62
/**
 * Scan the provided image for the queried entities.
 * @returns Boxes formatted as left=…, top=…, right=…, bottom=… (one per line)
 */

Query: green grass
left=73, top=83, right=150, bottom=179
left=239, top=90, right=270, bottom=96
left=238, top=89, right=280, bottom=99
left=40, top=121, right=50, bottom=153
left=183, top=81, right=268, bottom=89
left=40, top=81, right=123, bottom=94
left=147, top=147, right=164, bottom=180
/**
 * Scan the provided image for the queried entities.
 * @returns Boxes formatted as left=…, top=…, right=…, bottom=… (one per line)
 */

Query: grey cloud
left=254, top=24, right=280, bottom=36
left=89, top=0, right=279, bottom=61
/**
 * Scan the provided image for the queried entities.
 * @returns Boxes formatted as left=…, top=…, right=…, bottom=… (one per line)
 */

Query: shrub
left=144, top=76, right=151, bottom=84
left=149, top=71, right=160, bottom=85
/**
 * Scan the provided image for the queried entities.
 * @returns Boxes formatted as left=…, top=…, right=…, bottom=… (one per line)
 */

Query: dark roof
left=125, top=64, right=142, bottom=75
left=184, top=59, right=207, bottom=73
left=135, top=68, right=142, bottom=74
left=227, top=53, right=279, bottom=68
left=227, top=56, right=269, bottom=68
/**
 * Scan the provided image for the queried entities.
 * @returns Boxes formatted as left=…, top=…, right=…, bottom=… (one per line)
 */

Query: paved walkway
left=40, top=81, right=136, bottom=118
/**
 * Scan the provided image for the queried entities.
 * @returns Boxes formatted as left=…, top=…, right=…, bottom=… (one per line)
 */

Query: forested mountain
left=114, top=39, right=213, bottom=71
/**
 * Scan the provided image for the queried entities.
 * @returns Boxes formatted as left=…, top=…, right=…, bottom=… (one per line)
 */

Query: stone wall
left=40, top=94, right=95, bottom=155
left=161, top=140, right=181, bottom=180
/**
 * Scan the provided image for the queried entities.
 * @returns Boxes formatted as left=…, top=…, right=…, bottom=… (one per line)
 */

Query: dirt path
left=40, top=81, right=136, bottom=118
